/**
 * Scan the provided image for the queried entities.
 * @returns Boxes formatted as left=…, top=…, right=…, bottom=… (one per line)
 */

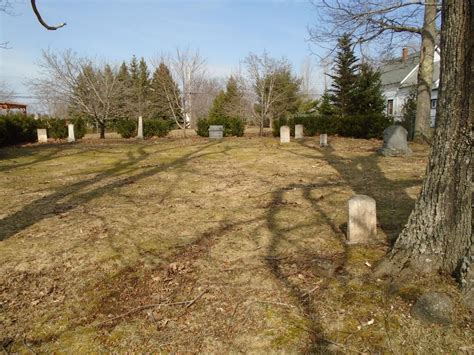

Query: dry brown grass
left=0, top=131, right=472, bottom=353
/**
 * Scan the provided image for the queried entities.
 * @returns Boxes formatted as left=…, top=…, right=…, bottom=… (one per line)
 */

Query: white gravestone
left=347, top=195, right=377, bottom=244
left=137, top=116, right=144, bottom=139
left=67, top=124, right=75, bottom=142
left=37, top=129, right=47, bottom=143
left=295, top=124, right=304, bottom=139
left=320, top=133, right=328, bottom=147
left=209, top=125, right=224, bottom=139
left=280, top=125, right=290, bottom=143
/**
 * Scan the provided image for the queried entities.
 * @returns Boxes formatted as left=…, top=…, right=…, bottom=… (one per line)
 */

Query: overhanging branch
left=31, top=0, right=66, bottom=30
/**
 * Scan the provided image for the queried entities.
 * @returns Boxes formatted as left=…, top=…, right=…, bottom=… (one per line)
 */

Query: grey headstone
left=320, top=133, right=328, bottom=147
left=347, top=195, right=377, bottom=244
left=37, top=129, right=47, bottom=143
left=67, top=124, right=75, bottom=142
left=137, top=116, right=143, bottom=139
left=379, top=125, right=412, bottom=156
left=209, top=125, right=224, bottom=139
left=280, top=125, right=290, bottom=143
left=411, top=292, right=454, bottom=324
left=295, top=124, right=304, bottom=139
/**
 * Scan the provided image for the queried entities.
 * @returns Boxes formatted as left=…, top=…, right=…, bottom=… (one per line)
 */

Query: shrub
left=0, top=114, right=38, bottom=147
left=196, top=116, right=245, bottom=137
left=143, top=119, right=171, bottom=138
left=115, top=118, right=137, bottom=138
left=47, top=119, right=68, bottom=139
left=273, top=113, right=391, bottom=139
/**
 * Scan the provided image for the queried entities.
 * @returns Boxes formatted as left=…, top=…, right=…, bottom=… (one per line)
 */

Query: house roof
left=380, top=54, right=419, bottom=87
left=400, top=60, right=440, bottom=89
left=380, top=51, right=440, bottom=89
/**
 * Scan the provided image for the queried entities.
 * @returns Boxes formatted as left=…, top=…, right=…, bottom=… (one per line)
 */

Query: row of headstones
left=37, top=124, right=76, bottom=143
left=279, top=125, right=328, bottom=146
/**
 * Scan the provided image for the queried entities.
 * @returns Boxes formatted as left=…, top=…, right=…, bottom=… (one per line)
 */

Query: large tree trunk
left=414, top=0, right=438, bottom=142
left=99, top=122, right=106, bottom=139
left=377, top=0, right=472, bottom=284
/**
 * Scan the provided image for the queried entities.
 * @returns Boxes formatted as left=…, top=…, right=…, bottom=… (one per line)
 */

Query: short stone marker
left=320, top=133, right=328, bottom=147
left=280, top=125, right=290, bottom=143
left=37, top=129, right=47, bottom=143
left=137, top=116, right=144, bottom=139
left=347, top=195, right=377, bottom=244
left=378, top=125, right=412, bottom=156
left=295, top=124, right=304, bottom=139
left=67, top=124, right=75, bottom=142
left=209, top=125, right=224, bottom=139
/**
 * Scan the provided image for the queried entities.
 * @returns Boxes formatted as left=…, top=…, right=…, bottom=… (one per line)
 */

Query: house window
left=431, top=99, right=437, bottom=109
left=387, top=99, right=394, bottom=115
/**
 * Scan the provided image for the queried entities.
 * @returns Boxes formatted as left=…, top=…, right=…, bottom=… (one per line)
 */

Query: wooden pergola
left=0, top=102, right=28, bottom=115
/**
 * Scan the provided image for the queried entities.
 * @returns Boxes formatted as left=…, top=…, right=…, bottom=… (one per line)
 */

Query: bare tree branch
left=30, top=0, right=66, bottom=30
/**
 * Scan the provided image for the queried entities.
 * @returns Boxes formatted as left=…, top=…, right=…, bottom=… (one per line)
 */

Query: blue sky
left=1, top=0, right=326, bottom=104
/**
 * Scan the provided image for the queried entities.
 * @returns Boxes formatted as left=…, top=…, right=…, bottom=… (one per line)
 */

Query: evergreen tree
left=137, top=57, right=150, bottom=116
left=116, top=61, right=132, bottom=117
left=318, top=90, right=335, bottom=116
left=149, top=62, right=182, bottom=121
left=353, top=63, right=385, bottom=115
left=209, top=76, right=244, bottom=119
left=328, top=34, right=359, bottom=116
left=267, top=68, right=301, bottom=123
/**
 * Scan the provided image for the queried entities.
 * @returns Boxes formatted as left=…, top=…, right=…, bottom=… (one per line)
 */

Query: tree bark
left=99, top=122, right=106, bottom=139
left=377, top=0, right=472, bottom=283
left=414, top=0, right=438, bottom=142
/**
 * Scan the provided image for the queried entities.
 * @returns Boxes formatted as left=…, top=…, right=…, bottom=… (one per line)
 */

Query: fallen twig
left=302, top=280, right=323, bottom=297
left=97, top=289, right=208, bottom=325
left=249, top=300, right=296, bottom=308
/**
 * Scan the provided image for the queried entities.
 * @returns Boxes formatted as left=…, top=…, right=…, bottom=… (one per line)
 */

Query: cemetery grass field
left=1, top=132, right=472, bottom=353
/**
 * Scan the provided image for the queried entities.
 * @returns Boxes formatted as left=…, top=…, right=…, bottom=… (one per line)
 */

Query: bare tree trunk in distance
left=376, top=0, right=472, bottom=286
left=414, top=0, right=438, bottom=142
left=99, top=122, right=105, bottom=139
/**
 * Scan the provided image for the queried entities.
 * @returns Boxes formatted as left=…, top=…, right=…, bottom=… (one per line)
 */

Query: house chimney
left=402, top=47, right=409, bottom=62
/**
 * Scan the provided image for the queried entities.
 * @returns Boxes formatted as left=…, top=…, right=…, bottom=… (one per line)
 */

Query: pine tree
left=149, top=62, right=182, bottom=122
left=116, top=61, right=132, bottom=118
left=267, top=69, right=301, bottom=123
left=353, top=63, right=385, bottom=115
left=328, top=34, right=359, bottom=116
left=209, top=76, right=244, bottom=119
left=318, top=90, right=335, bottom=116
left=137, top=57, right=150, bottom=116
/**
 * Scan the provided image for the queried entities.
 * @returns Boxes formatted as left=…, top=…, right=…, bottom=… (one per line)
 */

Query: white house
left=380, top=48, right=440, bottom=127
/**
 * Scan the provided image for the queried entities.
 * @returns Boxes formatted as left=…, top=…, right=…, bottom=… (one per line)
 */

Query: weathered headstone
left=378, top=125, right=412, bottom=156
left=67, top=124, right=75, bottom=142
left=209, top=125, right=224, bottom=139
left=37, top=129, right=47, bottom=143
left=280, top=125, right=290, bottom=143
left=137, top=116, right=144, bottom=139
left=295, top=124, right=304, bottom=139
left=320, top=133, right=328, bottom=147
left=347, top=195, right=377, bottom=243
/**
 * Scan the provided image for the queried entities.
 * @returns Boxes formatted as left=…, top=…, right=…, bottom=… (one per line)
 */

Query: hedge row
left=114, top=118, right=172, bottom=139
left=0, top=114, right=87, bottom=147
left=196, top=116, right=245, bottom=137
left=273, top=113, right=393, bottom=139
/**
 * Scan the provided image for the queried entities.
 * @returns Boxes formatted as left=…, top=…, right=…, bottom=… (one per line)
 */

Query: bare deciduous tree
left=310, top=0, right=440, bottom=141
left=244, top=52, right=291, bottom=135
left=156, top=48, right=207, bottom=137
left=0, top=80, right=15, bottom=102
left=32, top=49, right=121, bottom=138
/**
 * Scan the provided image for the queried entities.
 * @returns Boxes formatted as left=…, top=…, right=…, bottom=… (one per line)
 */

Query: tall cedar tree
left=266, top=68, right=301, bottom=125
left=149, top=62, right=182, bottom=121
left=209, top=76, right=244, bottom=119
left=137, top=57, right=150, bottom=116
left=116, top=61, right=133, bottom=118
left=376, top=0, right=473, bottom=299
left=354, top=63, right=385, bottom=115
left=318, top=90, right=335, bottom=116
left=328, top=34, right=359, bottom=116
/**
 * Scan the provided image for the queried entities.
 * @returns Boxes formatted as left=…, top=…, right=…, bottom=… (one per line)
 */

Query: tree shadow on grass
left=293, top=140, right=422, bottom=244
left=0, top=141, right=222, bottom=242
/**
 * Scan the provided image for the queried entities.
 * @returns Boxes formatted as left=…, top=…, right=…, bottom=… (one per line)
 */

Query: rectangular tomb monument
left=68, top=124, right=75, bottom=142
left=320, top=133, right=328, bottom=147
left=209, top=125, right=224, bottom=139
left=280, top=125, right=290, bottom=143
left=295, top=124, right=304, bottom=139
left=37, top=129, right=48, bottom=143
left=347, top=194, right=377, bottom=244
left=137, top=116, right=144, bottom=139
